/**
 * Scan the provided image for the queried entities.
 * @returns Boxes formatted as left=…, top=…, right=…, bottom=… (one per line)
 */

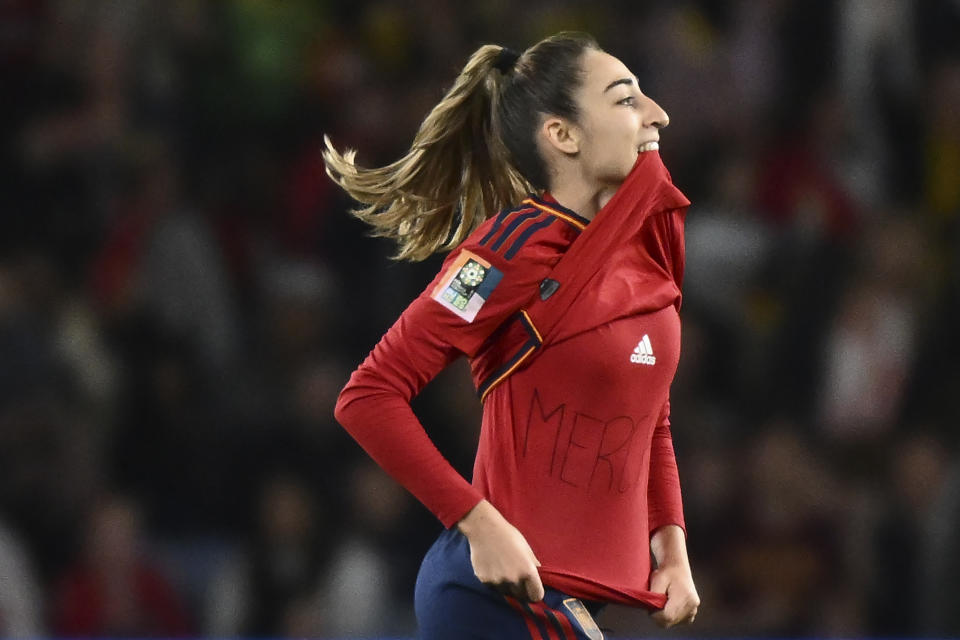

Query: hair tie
left=493, top=47, right=520, bottom=74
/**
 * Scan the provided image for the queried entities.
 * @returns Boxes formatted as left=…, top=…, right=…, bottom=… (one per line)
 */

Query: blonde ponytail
left=323, top=45, right=531, bottom=261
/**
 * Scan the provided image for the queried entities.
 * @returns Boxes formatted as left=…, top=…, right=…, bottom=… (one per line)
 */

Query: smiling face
left=561, top=49, right=669, bottom=187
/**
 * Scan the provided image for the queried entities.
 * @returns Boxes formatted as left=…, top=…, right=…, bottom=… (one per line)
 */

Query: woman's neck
left=546, top=173, right=620, bottom=221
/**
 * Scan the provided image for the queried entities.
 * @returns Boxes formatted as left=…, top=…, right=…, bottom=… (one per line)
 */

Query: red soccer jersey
left=335, top=151, right=689, bottom=609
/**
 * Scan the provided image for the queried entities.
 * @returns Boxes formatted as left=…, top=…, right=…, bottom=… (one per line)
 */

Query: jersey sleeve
left=334, top=239, right=555, bottom=528
left=418, top=239, right=556, bottom=357
left=647, top=399, right=686, bottom=535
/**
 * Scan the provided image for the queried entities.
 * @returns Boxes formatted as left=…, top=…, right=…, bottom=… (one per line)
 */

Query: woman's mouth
left=638, top=141, right=659, bottom=153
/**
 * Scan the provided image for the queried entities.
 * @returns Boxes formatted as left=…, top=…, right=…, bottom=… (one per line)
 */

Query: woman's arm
left=334, top=295, right=486, bottom=528
left=647, top=400, right=685, bottom=532
left=336, top=293, right=547, bottom=601
left=335, top=225, right=567, bottom=598
left=647, top=401, right=699, bottom=626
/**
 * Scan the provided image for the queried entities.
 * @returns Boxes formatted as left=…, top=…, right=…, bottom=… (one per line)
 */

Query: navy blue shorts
left=414, top=527, right=607, bottom=639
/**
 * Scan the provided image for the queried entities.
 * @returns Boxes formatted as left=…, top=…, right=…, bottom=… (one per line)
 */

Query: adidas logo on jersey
left=630, top=334, right=656, bottom=365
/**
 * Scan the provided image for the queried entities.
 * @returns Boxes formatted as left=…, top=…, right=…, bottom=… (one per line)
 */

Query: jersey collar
left=522, top=193, right=592, bottom=231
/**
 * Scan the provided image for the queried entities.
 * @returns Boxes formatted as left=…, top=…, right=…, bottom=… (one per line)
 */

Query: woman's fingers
left=491, top=567, right=544, bottom=602
left=652, top=592, right=699, bottom=627
left=523, top=572, right=545, bottom=602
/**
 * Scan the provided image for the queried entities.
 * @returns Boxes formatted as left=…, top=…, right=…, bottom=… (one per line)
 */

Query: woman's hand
left=649, top=524, right=700, bottom=628
left=649, top=563, right=700, bottom=627
left=456, top=500, right=545, bottom=602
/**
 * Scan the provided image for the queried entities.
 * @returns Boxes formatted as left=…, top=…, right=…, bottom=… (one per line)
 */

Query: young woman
left=326, top=32, right=700, bottom=639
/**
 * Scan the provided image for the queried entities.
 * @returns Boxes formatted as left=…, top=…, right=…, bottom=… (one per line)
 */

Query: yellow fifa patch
left=562, top=598, right=604, bottom=640
left=430, top=250, right=503, bottom=322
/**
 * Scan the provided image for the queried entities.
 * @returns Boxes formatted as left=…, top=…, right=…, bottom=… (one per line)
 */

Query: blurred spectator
left=837, top=0, right=920, bottom=207
left=683, top=151, right=775, bottom=406
left=869, top=432, right=951, bottom=634
left=0, top=517, right=43, bottom=638
left=758, top=88, right=861, bottom=240
left=318, top=462, right=417, bottom=637
left=0, top=254, right=102, bottom=579
left=923, top=448, right=960, bottom=634
left=713, top=425, right=843, bottom=636
left=52, top=494, right=192, bottom=637
left=91, top=142, right=240, bottom=373
left=724, top=0, right=788, bottom=134
left=205, top=472, right=332, bottom=637
left=817, top=217, right=928, bottom=443
left=685, top=153, right=773, bottom=327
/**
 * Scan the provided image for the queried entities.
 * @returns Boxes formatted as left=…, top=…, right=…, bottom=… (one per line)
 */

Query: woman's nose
left=643, top=95, right=669, bottom=129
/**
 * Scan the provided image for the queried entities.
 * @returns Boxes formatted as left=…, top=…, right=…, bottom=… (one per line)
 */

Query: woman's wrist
left=650, top=524, right=689, bottom=569
left=456, top=499, right=496, bottom=538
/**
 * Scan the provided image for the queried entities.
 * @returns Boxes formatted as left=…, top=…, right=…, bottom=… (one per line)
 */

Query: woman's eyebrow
left=603, top=77, right=635, bottom=93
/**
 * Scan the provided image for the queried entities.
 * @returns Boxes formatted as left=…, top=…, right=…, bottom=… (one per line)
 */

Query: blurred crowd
left=1, top=0, right=959, bottom=638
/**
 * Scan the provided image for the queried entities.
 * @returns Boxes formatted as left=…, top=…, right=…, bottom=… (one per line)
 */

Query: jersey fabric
left=335, top=151, right=690, bottom=611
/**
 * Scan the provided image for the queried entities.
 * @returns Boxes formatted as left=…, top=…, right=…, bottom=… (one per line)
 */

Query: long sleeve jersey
left=335, top=151, right=690, bottom=609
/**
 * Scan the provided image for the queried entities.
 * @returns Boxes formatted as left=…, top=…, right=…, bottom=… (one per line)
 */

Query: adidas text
left=630, top=353, right=657, bottom=365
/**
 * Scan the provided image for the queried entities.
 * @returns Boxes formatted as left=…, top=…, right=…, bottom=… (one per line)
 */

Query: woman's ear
left=541, top=116, right=581, bottom=155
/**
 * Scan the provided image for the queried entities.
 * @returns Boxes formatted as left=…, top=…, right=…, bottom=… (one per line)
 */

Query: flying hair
left=323, top=32, right=599, bottom=261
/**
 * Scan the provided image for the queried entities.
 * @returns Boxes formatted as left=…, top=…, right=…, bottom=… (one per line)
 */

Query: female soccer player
left=326, top=32, right=700, bottom=639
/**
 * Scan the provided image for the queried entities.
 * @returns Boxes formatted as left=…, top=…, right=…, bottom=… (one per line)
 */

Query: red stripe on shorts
left=505, top=595, right=545, bottom=640
left=528, top=601, right=566, bottom=640
left=540, top=601, right=578, bottom=640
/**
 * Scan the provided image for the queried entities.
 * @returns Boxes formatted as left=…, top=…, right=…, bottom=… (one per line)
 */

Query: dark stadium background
left=1, top=1, right=959, bottom=638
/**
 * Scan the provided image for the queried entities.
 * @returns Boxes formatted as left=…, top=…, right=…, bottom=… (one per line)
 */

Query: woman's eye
left=618, top=96, right=635, bottom=105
